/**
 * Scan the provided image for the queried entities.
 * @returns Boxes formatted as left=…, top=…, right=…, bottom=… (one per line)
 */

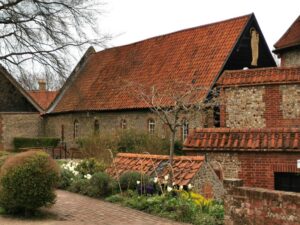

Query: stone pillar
left=223, top=179, right=243, bottom=225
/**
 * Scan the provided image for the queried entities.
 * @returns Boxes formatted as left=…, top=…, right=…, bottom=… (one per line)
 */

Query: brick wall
left=188, top=151, right=300, bottom=190
left=224, top=179, right=300, bottom=225
left=222, top=83, right=300, bottom=128
left=0, top=113, right=42, bottom=150
left=44, top=110, right=209, bottom=148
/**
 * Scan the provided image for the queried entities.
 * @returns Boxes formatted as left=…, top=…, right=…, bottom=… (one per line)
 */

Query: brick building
left=183, top=15, right=300, bottom=192
left=0, top=66, right=43, bottom=150
left=44, top=14, right=275, bottom=147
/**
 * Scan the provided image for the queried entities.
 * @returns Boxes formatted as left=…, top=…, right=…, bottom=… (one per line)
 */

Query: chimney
left=38, top=79, right=46, bottom=91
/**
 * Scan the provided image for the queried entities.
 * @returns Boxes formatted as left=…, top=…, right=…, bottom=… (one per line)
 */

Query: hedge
left=13, top=137, right=60, bottom=151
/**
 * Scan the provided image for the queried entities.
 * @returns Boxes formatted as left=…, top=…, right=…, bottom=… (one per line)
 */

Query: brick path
left=0, top=190, right=189, bottom=225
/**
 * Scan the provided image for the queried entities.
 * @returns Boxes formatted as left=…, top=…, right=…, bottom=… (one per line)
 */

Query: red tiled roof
left=217, top=67, right=300, bottom=87
left=274, top=16, right=300, bottom=51
left=106, top=153, right=205, bottom=186
left=183, top=128, right=300, bottom=151
left=52, top=15, right=251, bottom=113
left=28, top=91, right=58, bottom=110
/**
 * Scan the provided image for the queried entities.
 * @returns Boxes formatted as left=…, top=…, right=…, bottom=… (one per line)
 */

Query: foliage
left=57, top=168, right=75, bottom=189
left=76, top=158, right=107, bottom=176
left=77, top=129, right=176, bottom=163
left=0, top=151, right=59, bottom=214
left=58, top=160, right=116, bottom=197
left=119, top=171, right=149, bottom=191
left=13, top=137, right=60, bottom=152
left=85, top=172, right=111, bottom=197
left=106, top=191, right=224, bottom=225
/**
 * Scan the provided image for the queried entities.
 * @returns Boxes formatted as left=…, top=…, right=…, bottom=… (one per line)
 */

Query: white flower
left=164, top=175, right=169, bottom=181
left=73, top=171, right=79, bottom=176
left=153, top=177, right=158, bottom=183
left=179, top=185, right=183, bottom=190
left=188, top=184, right=193, bottom=190
left=86, top=174, right=92, bottom=180
left=167, top=186, right=173, bottom=192
left=136, top=180, right=141, bottom=185
left=172, top=182, right=176, bottom=186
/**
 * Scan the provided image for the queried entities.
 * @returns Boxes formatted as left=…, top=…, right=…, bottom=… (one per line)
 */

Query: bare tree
left=0, top=0, right=110, bottom=85
left=127, top=81, right=219, bottom=181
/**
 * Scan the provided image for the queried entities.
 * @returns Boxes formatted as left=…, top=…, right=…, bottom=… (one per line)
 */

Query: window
left=182, top=120, right=189, bottom=140
left=148, top=119, right=155, bottom=134
left=120, top=119, right=127, bottom=129
left=274, top=172, right=300, bottom=193
left=74, top=120, right=79, bottom=139
left=94, top=120, right=100, bottom=134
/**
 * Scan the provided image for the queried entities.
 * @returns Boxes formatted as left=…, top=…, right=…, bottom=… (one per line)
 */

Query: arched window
left=94, top=120, right=100, bottom=134
left=148, top=119, right=155, bottom=134
left=74, top=119, right=79, bottom=139
left=182, top=119, right=189, bottom=141
left=120, top=119, right=127, bottom=129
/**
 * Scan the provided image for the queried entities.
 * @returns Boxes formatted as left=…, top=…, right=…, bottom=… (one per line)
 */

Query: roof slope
left=274, top=16, right=300, bottom=51
left=183, top=128, right=300, bottom=152
left=106, top=153, right=205, bottom=186
left=52, top=14, right=251, bottom=113
left=217, top=67, right=300, bottom=87
left=28, top=91, right=58, bottom=110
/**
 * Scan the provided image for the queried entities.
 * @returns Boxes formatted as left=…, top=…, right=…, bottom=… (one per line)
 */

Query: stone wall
left=0, top=113, right=42, bottom=150
left=224, top=86, right=265, bottom=128
left=187, top=152, right=241, bottom=179
left=44, top=110, right=208, bottom=148
left=221, top=84, right=300, bottom=128
left=192, top=162, right=225, bottom=201
left=187, top=151, right=300, bottom=190
left=224, top=179, right=300, bottom=225
left=281, top=48, right=300, bottom=67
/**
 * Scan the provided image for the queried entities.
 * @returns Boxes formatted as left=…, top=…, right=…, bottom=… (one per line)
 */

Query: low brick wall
left=224, top=179, right=300, bottom=225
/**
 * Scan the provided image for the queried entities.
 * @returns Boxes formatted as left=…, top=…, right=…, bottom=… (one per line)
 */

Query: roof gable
left=106, top=153, right=205, bottom=186
left=0, top=66, right=43, bottom=113
left=51, top=14, right=254, bottom=113
left=274, top=15, right=300, bottom=51
left=28, top=91, right=58, bottom=110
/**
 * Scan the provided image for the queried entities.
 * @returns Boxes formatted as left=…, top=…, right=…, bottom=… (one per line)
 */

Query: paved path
left=0, top=190, right=189, bottom=225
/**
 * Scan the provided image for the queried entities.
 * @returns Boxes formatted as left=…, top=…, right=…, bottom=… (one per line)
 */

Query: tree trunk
left=169, top=130, right=176, bottom=185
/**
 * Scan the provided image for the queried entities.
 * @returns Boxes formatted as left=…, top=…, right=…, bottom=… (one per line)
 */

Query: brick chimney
left=38, top=79, right=46, bottom=91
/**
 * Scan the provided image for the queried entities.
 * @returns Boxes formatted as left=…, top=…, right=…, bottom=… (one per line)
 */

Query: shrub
left=78, top=130, right=170, bottom=162
left=0, top=150, right=59, bottom=214
left=67, top=178, right=90, bottom=195
left=76, top=158, right=107, bottom=176
left=13, top=137, right=60, bottom=152
left=57, top=168, right=75, bottom=189
left=85, top=172, right=111, bottom=197
left=119, top=171, right=149, bottom=191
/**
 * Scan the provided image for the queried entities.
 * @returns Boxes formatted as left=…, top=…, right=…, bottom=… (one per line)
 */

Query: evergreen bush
left=0, top=150, right=59, bottom=214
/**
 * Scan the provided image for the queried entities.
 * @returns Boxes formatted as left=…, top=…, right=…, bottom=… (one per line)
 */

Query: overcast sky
left=98, top=0, right=299, bottom=51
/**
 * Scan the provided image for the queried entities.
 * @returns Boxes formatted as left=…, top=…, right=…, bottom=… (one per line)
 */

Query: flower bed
left=58, top=159, right=224, bottom=225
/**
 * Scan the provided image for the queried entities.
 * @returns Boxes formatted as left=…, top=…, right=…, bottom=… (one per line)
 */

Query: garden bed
left=57, top=158, right=224, bottom=225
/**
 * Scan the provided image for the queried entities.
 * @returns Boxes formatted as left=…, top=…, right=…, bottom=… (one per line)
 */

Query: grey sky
left=99, top=0, right=299, bottom=51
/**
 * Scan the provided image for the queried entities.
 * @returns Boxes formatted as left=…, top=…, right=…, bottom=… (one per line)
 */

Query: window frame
left=148, top=118, right=155, bottom=134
